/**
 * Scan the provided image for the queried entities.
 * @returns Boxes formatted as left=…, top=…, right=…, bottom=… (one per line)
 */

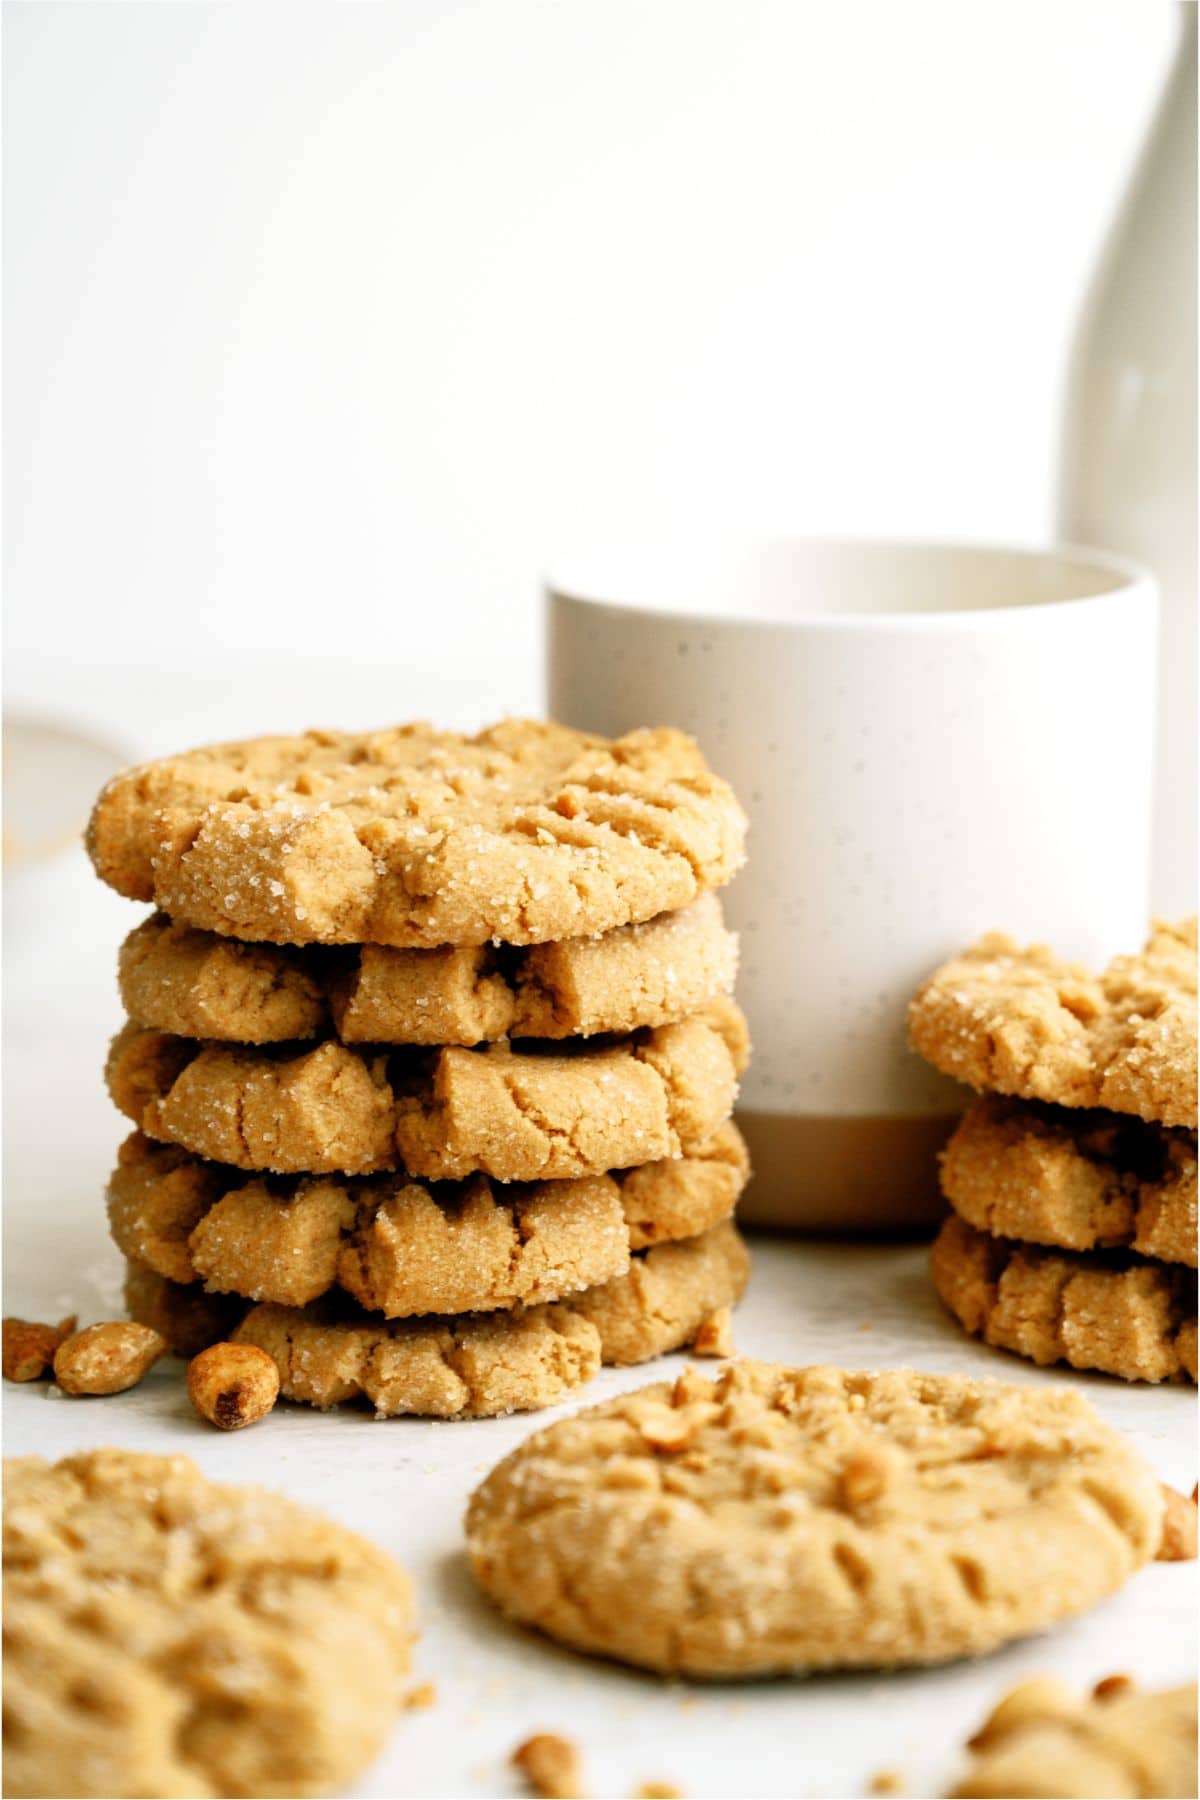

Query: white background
left=4, top=12, right=1196, bottom=1800
left=3, top=0, right=1182, bottom=752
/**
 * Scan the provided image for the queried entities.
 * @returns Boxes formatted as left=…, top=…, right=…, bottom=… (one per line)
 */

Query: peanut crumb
left=869, top=1770, right=904, bottom=1796
left=692, top=1306, right=734, bottom=1357
left=840, top=1448, right=892, bottom=1510
left=1092, top=1673, right=1136, bottom=1701
left=402, top=1680, right=437, bottom=1711
left=1157, top=1483, right=1198, bottom=1561
left=53, top=1321, right=165, bottom=1396
left=3, top=1315, right=76, bottom=1382
left=635, top=1405, right=693, bottom=1454
left=187, top=1342, right=279, bottom=1430
left=670, top=1366, right=711, bottom=1407
left=512, top=1732, right=585, bottom=1799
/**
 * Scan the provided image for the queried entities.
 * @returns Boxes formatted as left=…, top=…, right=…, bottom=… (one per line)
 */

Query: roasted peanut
left=1156, top=1482, right=1198, bottom=1561
left=512, top=1733, right=585, bottom=1800
left=53, top=1322, right=166, bottom=1395
left=868, top=1772, right=904, bottom=1797
left=3, top=1315, right=76, bottom=1382
left=187, top=1342, right=279, bottom=1430
left=1092, top=1673, right=1136, bottom=1701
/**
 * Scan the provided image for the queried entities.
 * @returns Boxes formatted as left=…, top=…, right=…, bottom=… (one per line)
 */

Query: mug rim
left=544, top=534, right=1156, bottom=631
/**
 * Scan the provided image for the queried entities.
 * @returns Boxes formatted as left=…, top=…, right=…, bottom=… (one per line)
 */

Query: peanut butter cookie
left=119, top=895, right=738, bottom=1045
left=106, top=999, right=747, bottom=1181
left=232, top=1295, right=604, bottom=1419
left=122, top=1257, right=248, bottom=1355
left=229, top=1222, right=749, bottom=1418
left=909, top=919, right=1197, bottom=1128
left=465, top=1362, right=1164, bottom=1677
left=3, top=1449, right=413, bottom=1798
left=942, top=1096, right=1197, bottom=1267
left=87, top=720, right=747, bottom=947
left=950, top=1677, right=1197, bottom=1798
left=931, top=1213, right=1198, bottom=1383
left=568, top=1216, right=750, bottom=1364
left=106, top=1125, right=748, bottom=1316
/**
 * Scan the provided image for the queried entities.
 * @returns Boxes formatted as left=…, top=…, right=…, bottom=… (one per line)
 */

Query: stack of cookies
left=910, top=919, right=1197, bottom=1384
left=87, top=719, right=753, bottom=1419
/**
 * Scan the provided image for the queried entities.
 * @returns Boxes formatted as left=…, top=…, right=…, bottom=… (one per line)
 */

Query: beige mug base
left=735, top=1109, right=959, bottom=1234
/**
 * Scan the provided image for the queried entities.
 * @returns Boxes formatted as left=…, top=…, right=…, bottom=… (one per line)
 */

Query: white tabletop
left=4, top=838, right=1196, bottom=1800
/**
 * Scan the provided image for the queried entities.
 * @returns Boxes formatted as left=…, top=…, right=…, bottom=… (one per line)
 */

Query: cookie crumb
left=402, top=1680, right=437, bottom=1710
left=3, top=1315, right=76, bottom=1382
left=1092, top=1672, right=1136, bottom=1701
left=512, top=1732, right=585, bottom=1799
left=53, top=1322, right=166, bottom=1395
left=634, top=1784, right=683, bottom=1798
left=868, top=1770, right=904, bottom=1795
left=1157, top=1483, right=1198, bottom=1561
left=187, top=1343, right=279, bottom=1430
left=692, top=1305, right=734, bottom=1357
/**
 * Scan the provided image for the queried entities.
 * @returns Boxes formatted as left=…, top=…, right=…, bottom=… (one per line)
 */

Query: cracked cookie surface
left=87, top=719, right=747, bottom=947
left=106, top=999, right=747, bottom=1180
left=3, top=1449, right=413, bottom=1799
left=942, top=1096, right=1197, bottom=1267
left=932, top=1213, right=1198, bottom=1384
left=226, top=1221, right=749, bottom=1418
left=909, top=919, right=1197, bottom=1128
left=567, top=1215, right=750, bottom=1364
left=231, top=1294, right=604, bottom=1419
left=465, top=1360, right=1163, bottom=1677
left=107, top=1125, right=749, bottom=1317
left=118, top=896, right=738, bottom=1045
left=950, top=1678, right=1197, bottom=1798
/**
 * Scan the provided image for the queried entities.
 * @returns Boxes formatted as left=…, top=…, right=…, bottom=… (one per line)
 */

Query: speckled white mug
left=547, top=539, right=1159, bottom=1231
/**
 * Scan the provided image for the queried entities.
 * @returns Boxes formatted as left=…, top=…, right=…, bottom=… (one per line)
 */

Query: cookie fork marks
left=466, top=1362, right=1163, bottom=1677
left=106, top=1001, right=747, bottom=1182
left=909, top=919, right=1197, bottom=1128
left=88, top=720, right=747, bottom=948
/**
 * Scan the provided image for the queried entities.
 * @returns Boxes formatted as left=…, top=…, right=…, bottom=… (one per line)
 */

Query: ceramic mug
left=546, top=538, right=1159, bottom=1231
